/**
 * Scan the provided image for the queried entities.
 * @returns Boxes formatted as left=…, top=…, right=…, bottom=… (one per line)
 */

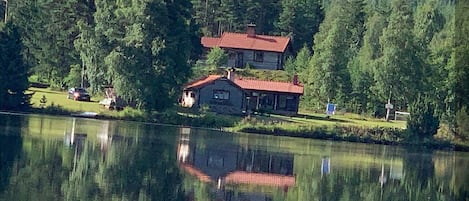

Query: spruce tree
left=276, top=0, right=323, bottom=52
left=0, top=23, right=30, bottom=110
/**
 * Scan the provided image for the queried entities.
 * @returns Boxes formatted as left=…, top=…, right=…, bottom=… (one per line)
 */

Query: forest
left=0, top=0, right=468, bottom=138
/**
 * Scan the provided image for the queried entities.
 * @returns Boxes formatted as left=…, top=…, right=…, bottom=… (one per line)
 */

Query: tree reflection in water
left=0, top=114, right=468, bottom=201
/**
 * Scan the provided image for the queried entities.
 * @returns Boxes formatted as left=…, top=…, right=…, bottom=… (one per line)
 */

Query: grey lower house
left=181, top=70, right=303, bottom=115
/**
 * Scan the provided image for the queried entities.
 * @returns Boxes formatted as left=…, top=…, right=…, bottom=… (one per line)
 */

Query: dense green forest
left=0, top=0, right=468, bottom=138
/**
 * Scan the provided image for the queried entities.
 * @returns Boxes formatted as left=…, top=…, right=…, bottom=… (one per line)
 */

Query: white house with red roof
left=201, top=24, right=292, bottom=70
left=181, top=69, right=303, bottom=115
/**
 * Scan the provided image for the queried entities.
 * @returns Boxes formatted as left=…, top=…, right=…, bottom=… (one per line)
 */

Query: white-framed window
left=213, top=90, right=230, bottom=100
left=254, top=51, right=264, bottom=62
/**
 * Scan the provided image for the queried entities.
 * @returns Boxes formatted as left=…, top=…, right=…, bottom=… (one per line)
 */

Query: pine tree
left=191, top=0, right=220, bottom=36
left=0, top=22, right=30, bottom=110
left=10, top=0, right=92, bottom=87
left=276, top=0, right=323, bottom=52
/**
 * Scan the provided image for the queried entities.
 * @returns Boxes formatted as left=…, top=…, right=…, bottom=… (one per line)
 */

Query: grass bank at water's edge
left=18, top=87, right=469, bottom=151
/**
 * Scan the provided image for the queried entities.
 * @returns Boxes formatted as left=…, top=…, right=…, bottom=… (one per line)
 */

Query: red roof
left=224, top=171, right=295, bottom=187
left=218, top=33, right=290, bottom=53
left=184, top=75, right=222, bottom=89
left=184, top=75, right=303, bottom=95
left=234, top=78, right=303, bottom=94
left=201, top=37, right=220, bottom=48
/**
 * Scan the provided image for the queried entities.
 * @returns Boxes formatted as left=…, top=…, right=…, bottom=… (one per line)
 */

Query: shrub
left=119, top=107, right=147, bottom=121
left=407, top=95, right=440, bottom=141
left=206, top=47, right=227, bottom=69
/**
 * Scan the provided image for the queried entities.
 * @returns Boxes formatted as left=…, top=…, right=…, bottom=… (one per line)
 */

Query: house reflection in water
left=177, top=127, right=295, bottom=201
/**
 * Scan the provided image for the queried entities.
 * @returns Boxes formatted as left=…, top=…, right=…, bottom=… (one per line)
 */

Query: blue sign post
left=326, top=103, right=336, bottom=116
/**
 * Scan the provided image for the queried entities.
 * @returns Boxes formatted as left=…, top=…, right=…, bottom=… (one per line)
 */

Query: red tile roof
left=201, top=37, right=220, bottom=48
left=184, top=75, right=222, bottom=89
left=217, top=33, right=290, bottom=53
left=224, top=171, right=295, bottom=187
left=184, top=75, right=303, bottom=95
left=234, top=78, right=303, bottom=94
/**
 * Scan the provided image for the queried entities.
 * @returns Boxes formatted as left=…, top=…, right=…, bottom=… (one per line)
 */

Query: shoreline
left=2, top=109, right=468, bottom=152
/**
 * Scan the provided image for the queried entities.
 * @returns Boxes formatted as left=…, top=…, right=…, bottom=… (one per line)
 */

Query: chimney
left=227, top=68, right=236, bottom=81
left=247, top=23, right=256, bottom=37
left=292, top=74, right=299, bottom=85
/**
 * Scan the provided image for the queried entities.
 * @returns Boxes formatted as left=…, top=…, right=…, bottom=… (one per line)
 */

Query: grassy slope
left=29, top=87, right=106, bottom=113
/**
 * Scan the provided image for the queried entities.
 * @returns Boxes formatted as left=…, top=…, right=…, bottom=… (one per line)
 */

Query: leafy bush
left=119, top=107, right=147, bottom=121
left=407, top=95, right=440, bottom=140
left=206, top=47, right=228, bottom=69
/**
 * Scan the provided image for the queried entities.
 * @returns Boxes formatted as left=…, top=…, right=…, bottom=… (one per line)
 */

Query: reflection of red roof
left=201, top=37, right=220, bottom=48
left=179, top=163, right=213, bottom=183
left=224, top=171, right=295, bottom=187
left=184, top=75, right=303, bottom=95
left=218, top=33, right=290, bottom=53
left=234, top=78, right=303, bottom=94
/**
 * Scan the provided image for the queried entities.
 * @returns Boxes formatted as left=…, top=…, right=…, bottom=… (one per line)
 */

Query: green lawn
left=29, top=87, right=106, bottom=113
left=28, top=87, right=406, bottom=129
left=246, top=112, right=407, bottom=129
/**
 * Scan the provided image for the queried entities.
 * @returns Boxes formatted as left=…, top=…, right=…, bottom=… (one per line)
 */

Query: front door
left=236, top=52, right=244, bottom=68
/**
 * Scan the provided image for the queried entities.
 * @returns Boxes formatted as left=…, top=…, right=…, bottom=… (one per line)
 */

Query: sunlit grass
left=27, top=87, right=406, bottom=130
left=267, top=112, right=406, bottom=129
left=28, top=87, right=105, bottom=113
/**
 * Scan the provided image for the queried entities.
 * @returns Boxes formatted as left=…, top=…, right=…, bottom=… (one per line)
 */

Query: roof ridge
left=236, top=77, right=297, bottom=84
left=223, top=32, right=289, bottom=38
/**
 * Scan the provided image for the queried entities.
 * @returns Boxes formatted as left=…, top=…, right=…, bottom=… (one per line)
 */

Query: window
left=229, top=52, right=236, bottom=59
left=213, top=90, right=229, bottom=100
left=254, top=51, right=264, bottom=62
left=278, top=95, right=287, bottom=109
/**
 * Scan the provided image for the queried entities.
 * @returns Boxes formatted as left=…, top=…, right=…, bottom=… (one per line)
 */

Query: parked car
left=67, top=87, right=91, bottom=101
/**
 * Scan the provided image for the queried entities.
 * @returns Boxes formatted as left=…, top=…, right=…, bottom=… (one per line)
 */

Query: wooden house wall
left=227, top=49, right=284, bottom=70
left=246, top=91, right=301, bottom=115
left=198, top=79, right=245, bottom=114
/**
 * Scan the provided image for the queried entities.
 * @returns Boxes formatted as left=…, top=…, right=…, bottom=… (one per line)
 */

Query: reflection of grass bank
left=24, top=87, right=469, bottom=151
left=230, top=117, right=406, bottom=145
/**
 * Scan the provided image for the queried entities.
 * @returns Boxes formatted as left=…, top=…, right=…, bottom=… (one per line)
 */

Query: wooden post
left=386, top=98, right=391, bottom=121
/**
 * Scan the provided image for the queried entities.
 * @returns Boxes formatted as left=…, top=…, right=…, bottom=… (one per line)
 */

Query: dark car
left=67, top=87, right=91, bottom=101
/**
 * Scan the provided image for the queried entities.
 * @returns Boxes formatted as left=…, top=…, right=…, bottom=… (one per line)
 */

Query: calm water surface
left=0, top=113, right=468, bottom=201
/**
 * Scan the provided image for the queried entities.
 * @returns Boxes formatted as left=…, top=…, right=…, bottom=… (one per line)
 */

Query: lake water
left=0, top=113, right=468, bottom=201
